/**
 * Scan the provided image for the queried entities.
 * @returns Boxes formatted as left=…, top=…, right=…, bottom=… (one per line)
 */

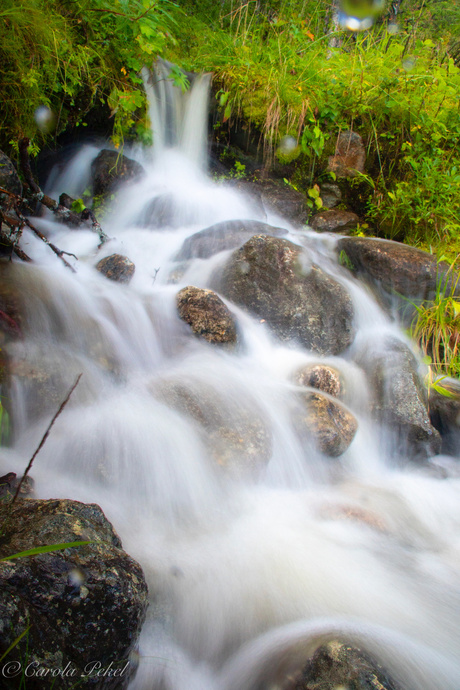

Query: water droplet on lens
left=341, top=0, right=386, bottom=20
left=68, top=567, right=85, bottom=587
left=402, top=56, right=416, bottom=71
left=34, top=105, right=57, bottom=133
left=277, top=136, right=297, bottom=155
left=387, top=22, right=399, bottom=35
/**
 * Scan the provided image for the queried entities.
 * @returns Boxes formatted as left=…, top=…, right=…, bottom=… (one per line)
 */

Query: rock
left=293, top=364, right=343, bottom=398
left=176, top=286, right=238, bottom=346
left=327, top=130, right=366, bottom=178
left=293, top=391, right=358, bottom=457
left=238, top=179, right=308, bottom=225
left=360, top=338, right=441, bottom=459
left=429, top=378, right=460, bottom=457
left=96, top=254, right=135, bottom=284
left=153, top=378, right=271, bottom=478
left=138, top=193, right=176, bottom=229
left=175, top=220, right=286, bottom=261
left=0, top=499, right=148, bottom=689
left=310, top=209, right=360, bottom=234
left=337, top=237, right=458, bottom=304
left=91, top=150, right=145, bottom=198
left=283, top=640, right=402, bottom=690
left=0, top=151, right=22, bottom=210
left=218, top=235, right=355, bottom=356
left=319, top=182, right=342, bottom=209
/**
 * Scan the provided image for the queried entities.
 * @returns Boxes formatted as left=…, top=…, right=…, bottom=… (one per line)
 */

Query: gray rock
left=0, top=499, right=148, bottom=689
left=176, top=286, right=237, bottom=346
left=293, top=364, right=343, bottom=398
left=361, top=338, right=441, bottom=459
left=429, top=378, right=460, bottom=457
left=234, top=179, right=308, bottom=225
left=96, top=254, right=135, bottom=284
left=319, top=182, right=342, bottom=209
left=283, top=640, right=402, bottom=690
left=0, top=151, right=22, bottom=211
left=293, top=391, right=358, bottom=457
left=218, top=235, right=355, bottom=356
left=327, top=130, right=366, bottom=178
left=337, top=236, right=459, bottom=304
left=175, top=220, right=286, bottom=261
left=91, top=150, right=145, bottom=198
left=310, top=209, right=360, bottom=234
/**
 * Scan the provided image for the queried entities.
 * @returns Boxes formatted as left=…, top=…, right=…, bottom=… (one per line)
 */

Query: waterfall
left=2, top=62, right=460, bottom=690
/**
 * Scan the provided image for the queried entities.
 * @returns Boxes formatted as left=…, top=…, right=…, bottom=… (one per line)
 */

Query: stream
left=2, top=64, right=460, bottom=690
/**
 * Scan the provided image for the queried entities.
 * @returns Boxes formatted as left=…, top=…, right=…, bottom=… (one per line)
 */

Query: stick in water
left=11, top=374, right=83, bottom=505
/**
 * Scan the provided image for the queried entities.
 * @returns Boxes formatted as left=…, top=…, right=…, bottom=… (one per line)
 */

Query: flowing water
left=2, top=65, right=460, bottom=690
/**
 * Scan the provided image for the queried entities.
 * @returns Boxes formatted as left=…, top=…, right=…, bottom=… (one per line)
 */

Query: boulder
left=310, top=209, right=360, bottom=234
left=319, top=182, right=342, bottom=209
left=429, top=378, right=460, bottom=457
left=152, top=378, right=271, bottom=478
left=283, top=640, right=402, bottom=690
left=337, top=237, right=459, bottom=304
left=91, top=150, right=145, bottom=198
left=0, top=499, right=148, bottom=689
left=293, top=391, right=358, bottom=457
left=96, top=254, right=135, bottom=284
left=175, top=220, right=286, bottom=261
left=360, top=338, right=441, bottom=459
left=233, top=179, right=308, bottom=225
left=327, top=130, right=366, bottom=178
left=176, top=286, right=237, bottom=346
left=218, top=235, right=355, bottom=356
left=293, top=364, right=343, bottom=398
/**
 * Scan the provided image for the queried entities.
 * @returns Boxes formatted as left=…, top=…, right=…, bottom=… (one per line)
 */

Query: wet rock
left=337, top=237, right=459, bottom=304
left=153, top=378, right=271, bottom=478
left=235, top=179, right=308, bottom=225
left=175, top=220, right=286, bottom=261
left=284, top=640, right=402, bottom=690
left=91, top=149, right=145, bottom=198
left=218, top=235, right=355, bottom=356
left=0, top=472, right=34, bottom=500
left=429, top=378, right=460, bottom=457
left=176, top=286, right=237, bottom=346
left=0, top=264, right=23, bottom=341
left=360, top=338, right=441, bottom=459
left=0, top=499, right=148, bottom=689
left=327, top=130, right=366, bottom=178
left=310, top=209, right=360, bottom=234
left=0, top=151, right=22, bottom=210
left=293, top=364, right=343, bottom=398
left=139, top=193, right=177, bottom=229
left=294, top=391, right=358, bottom=457
left=319, top=182, right=342, bottom=209
left=96, top=254, right=135, bottom=284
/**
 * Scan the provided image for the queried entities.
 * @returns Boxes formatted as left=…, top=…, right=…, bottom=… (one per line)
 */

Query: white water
left=2, top=68, right=460, bottom=690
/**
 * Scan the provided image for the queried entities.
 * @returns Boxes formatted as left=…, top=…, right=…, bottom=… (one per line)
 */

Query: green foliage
left=0, top=0, right=180, bottom=151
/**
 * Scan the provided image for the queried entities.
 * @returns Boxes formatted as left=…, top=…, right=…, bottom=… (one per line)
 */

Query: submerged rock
left=0, top=499, right=148, bottom=689
left=219, top=235, right=355, bottom=356
left=96, top=254, right=135, bottom=284
left=310, top=209, right=360, bottom=234
left=91, top=149, right=145, bottom=198
left=293, top=364, right=344, bottom=399
left=175, top=219, right=286, bottom=261
left=283, top=640, right=402, bottom=690
left=152, top=378, right=271, bottom=478
left=176, top=286, right=237, bottom=346
left=359, top=338, right=441, bottom=459
left=293, top=391, right=358, bottom=457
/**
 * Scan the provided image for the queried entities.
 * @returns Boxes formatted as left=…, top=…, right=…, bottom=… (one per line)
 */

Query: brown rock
left=328, top=130, right=366, bottom=178
left=176, top=286, right=237, bottom=346
left=310, top=209, right=360, bottom=234
left=294, top=391, right=358, bottom=457
left=96, top=254, right=135, bottom=284
left=91, top=149, right=145, bottom=198
left=293, top=364, right=343, bottom=398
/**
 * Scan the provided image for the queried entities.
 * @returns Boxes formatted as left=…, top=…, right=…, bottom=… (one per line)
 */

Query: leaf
left=1, top=541, right=92, bottom=561
left=0, top=626, right=31, bottom=663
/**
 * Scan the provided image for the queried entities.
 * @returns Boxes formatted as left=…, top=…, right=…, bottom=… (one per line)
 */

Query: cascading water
left=2, top=64, right=460, bottom=690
